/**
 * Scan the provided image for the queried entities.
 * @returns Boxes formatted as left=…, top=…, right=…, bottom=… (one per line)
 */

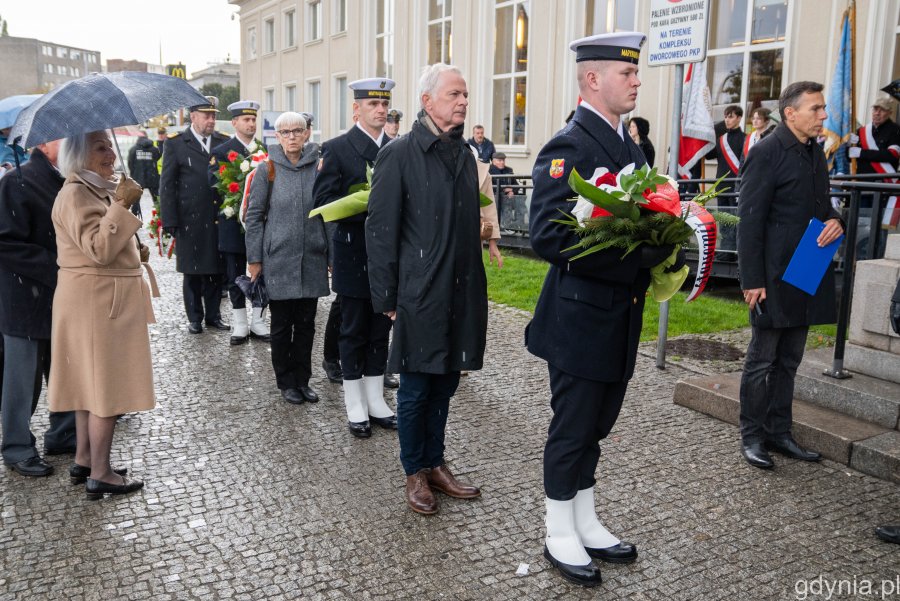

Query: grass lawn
left=483, top=250, right=838, bottom=346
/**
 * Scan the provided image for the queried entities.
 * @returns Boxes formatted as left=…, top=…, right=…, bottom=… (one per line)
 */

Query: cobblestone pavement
left=1, top=232, right=898, bottom=601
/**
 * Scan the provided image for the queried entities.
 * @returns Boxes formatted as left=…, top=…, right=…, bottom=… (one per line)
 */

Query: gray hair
left=418, top=63, right=463, bottom=107
left=778, top=81, right=824, bottom=121
left=58, top=131, right=109, bottom=178
left=274, top=111, right=307, bottom=131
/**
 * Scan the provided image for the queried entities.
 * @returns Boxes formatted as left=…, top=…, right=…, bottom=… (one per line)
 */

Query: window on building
left=375, top=0, right=394, bottom=78
left=492, top=0, right=529, bottom=146
left=707, top=0, right=788, bottom=123
left=427, top=0, right=452, bottom=64
left=248, top=26, right=258, bottom=59
left=308, top=80, right=322, bottom=141
left=308, top=0, right=322, bottom=42
left=57, top=47, right=68, bottom=59
left=264, top=88, right=275, bottom=111
left=335, top=76, right=348, bottom=132
left=57, top=64, right=66, bottom=75
left=285, top=9, right=296, bottom=48
left=264, top=17, right=275, bottom=53
left=584, top=0, right=637, bottom=34
left=74, top=67, right=80, bottom=76
left=71, top=50, right=81, bottom=61
left=285, top=85, right=297, bottom=111
left=334, top=0, right=348, bottom=33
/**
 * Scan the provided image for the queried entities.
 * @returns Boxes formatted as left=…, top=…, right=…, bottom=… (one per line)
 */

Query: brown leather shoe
left=406, top=470, right=438, bottom=515
left=427, top=464, right=481, bottom=499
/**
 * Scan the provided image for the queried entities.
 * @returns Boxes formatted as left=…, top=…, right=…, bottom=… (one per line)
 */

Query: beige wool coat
left=48, top=173, right=157, bottom=417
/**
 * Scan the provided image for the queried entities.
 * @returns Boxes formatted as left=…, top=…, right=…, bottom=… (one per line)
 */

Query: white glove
left=848, top=147, right=862, bottom=159
left=849, top=134, right=859, bottom=144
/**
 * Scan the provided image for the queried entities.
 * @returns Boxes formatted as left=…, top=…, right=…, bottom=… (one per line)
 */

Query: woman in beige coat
left=50, top=130, right=157, bottom=500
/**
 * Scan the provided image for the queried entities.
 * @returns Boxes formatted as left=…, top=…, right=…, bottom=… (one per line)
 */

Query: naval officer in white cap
left=526, top=32, right=685, bottom=587
left=312, top=77, right=399, bottom=436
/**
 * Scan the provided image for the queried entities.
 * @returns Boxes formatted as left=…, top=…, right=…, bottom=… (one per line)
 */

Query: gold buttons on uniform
left=633, top=297, right=637, bottom=304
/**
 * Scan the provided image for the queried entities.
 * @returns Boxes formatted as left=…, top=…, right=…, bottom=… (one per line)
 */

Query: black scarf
left=419, top=110, right=465, bottom=173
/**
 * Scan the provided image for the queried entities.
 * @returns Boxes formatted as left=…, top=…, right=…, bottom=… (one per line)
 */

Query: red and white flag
left=678, top=61, right=715, bottom=179
left=859, top=124, right=900, bottom=229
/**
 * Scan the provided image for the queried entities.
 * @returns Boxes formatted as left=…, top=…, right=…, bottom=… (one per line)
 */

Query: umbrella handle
left=110, top=128, right=130, bottom=177
left=10, top=135, right=23, bottom=184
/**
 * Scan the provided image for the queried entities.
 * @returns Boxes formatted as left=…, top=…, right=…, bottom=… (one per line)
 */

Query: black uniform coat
left=159, top=127, right=229, bottom=275
left=209, top=136, right=258, bottom=254
left=366, top=118, right=488, bottom=374
left=127, top=137, right=161, bottom=194
left=857, top=118, right=900, bottom=174
left=0, top=148, right=62, bottom=339
left=313, top=125, right=386, bottom=298
left=709, top=121, right=746, bottom=178
left=526, top=105, right=650, bottom=383
left=738, top=123, right=842, bottom=329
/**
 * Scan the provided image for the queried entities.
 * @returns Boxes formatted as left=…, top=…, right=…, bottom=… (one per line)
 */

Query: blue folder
left=782, top=218, right=844, bottom=295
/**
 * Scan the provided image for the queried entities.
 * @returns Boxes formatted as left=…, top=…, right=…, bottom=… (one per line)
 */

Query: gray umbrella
left=9, top=71, right=208, bottom=148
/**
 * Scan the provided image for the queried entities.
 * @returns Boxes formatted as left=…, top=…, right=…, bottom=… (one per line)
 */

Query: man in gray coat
left=366, top=64, right=486, bottom=516
left=737, top=81, right=844, bottom=469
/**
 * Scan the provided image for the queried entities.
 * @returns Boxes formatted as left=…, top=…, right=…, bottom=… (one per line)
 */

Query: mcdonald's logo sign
left=167, top=63, right=187, bottom=79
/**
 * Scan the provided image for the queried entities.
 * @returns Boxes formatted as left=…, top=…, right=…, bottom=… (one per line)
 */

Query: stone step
left=793, top=348, right=900, bottom=430
left=673, top=373, right=900, bottom=484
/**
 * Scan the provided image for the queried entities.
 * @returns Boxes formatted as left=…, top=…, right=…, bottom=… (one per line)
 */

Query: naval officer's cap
left=386, top=109, right=403, bottom=123
left=189, top=95, right=220, bottom=113
left=569, top=32, right=646, bottom=64
left=228, top=100, right=260, bottom=118
left=348, top=78, right=395, bottom=100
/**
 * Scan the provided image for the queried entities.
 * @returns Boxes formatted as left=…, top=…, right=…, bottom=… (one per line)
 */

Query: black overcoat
left=526, top=105, right=650, bottom=383
left=738, top=123, right=842, bottom=328
left=159, top=127, right=229, bottom=275
left=127, top=137, right=161, bottom=194
left=313, top=126, right=386, bottom=298
left=0, top=148, right=62, bottom=339
left=366, top=119, right=488, bottom=374
left=209, top=136, right=258, bottom=255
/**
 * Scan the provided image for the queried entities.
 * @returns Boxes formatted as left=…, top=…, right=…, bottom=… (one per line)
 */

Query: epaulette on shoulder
left=168, top=132, right=181, bottom=138
left=216, top=130, right=230, bottom=137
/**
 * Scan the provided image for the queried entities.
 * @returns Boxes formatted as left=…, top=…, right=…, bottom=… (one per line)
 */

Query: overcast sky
left=3, top=1, right=242, bottom=78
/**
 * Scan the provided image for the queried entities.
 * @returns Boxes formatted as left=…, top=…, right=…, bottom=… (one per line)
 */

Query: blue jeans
left=397, top=372, right=460, bottom=476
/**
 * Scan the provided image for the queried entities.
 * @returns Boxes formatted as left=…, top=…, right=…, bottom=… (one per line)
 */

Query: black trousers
left=222, top=252, right=248, bottom=310
left=739, top=325, right=808, bottom=444
left=269, top=298, right=317, bottom=390
left=544, top=365, right=627, bottom=501
left=183, top=274, right=222, bottom=324
left=338, top=296, right=391, bottom=380
left=323, top=295, right=342, bottom=363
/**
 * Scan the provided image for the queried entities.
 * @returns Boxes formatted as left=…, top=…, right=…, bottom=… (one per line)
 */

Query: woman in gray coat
left=245, top=112, right=329, bottom=405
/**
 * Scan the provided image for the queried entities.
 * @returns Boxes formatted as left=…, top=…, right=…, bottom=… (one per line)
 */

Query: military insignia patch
left=549, top=159, right=565, bottom=179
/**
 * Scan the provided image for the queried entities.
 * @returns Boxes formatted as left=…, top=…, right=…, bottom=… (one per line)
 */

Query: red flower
left=219, top=164, right=227, bottom=174
left=228, top=182, right=241, bottom=193
left=227, top=150, right=239, bottom=161
left=590, top=172, right=616, bottom=217
left=642, top=183, right=682, bottom=216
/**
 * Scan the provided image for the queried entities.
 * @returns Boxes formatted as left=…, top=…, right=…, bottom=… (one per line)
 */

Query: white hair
left=274, top=111, right=307, bottom=131
left=418, top=63, right=463, bottom=107
left=58, top=131, right=109, bottom=178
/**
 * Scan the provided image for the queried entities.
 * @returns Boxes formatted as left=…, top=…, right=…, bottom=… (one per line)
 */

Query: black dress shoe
left=383, top=373, right=399, bottom=389
left=85, top=477, right=144, bottom=500
left=875, top=525, right=900, bottom=544
left=298, top=385, right=319, bottom=403
left=543, top=545, right=602, bottom=587
left=348, top=421, right=372, bottom=438
left=69, top=464, right=128, bottom=485
left=281, top=389, right=305, bottom=405
left=188, top=322, right=203, bottom=334
left=741, top=442, right=774, bottom=469
left=249, top=330, right=270, bottom=342
left=322, top=359, right=343, bottom=383
left=369, top=414, right=398, bottom=430
left=45, top=445, right=76, bottom=456
left=230, top=334, right=249, bottom=346
left=6, top=456, right=54, bottom=477
left=765, top=436, right=822, bottom=462
left=205, top=318, right=230, bottom=331
left=585, top=542, right=638, bottom=564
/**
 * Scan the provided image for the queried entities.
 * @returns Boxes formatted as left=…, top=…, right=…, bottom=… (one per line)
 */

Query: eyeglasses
left=277, top=128, right=306, bottom=138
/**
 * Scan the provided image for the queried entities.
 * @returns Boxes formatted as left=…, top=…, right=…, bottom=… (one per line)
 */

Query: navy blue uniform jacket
left=526, top=105, right=650, bottom=383
left=313, top=126, right=386, bottom=298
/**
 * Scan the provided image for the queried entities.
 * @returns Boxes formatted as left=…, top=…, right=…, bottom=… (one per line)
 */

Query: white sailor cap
left=227, top=100, right=260, bottom=118
left=569, top=32, right=646, bottom=64
left=348, top=78, right=395, bottom=100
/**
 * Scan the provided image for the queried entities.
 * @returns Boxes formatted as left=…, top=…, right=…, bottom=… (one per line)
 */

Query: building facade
left=106, top=59, right=166, bottom=74
left=188, top=61, right=242, bottom=90
left=230, top=0, right=900, bottom=174
left=0, top=35, right=101, bottom=96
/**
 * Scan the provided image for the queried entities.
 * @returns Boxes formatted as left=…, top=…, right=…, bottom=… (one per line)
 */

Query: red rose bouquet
left=213, top=142, right=267, bottom=224
left=146, top=199, right=175, bottom=258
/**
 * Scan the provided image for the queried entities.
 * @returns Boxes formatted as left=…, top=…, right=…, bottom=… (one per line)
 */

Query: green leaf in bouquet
left=348, top=181, right=369, bottom=194
left=568, top=168, right=634, bottom=219
left=566, top=238, right=620, bottom=260
left=308, top=189, right=371, bottom=222
left=479, top=193, right=493, bottom=207
left=692, top=173, right=729, bottom=206
left=709, top=210, right=740, bottom=228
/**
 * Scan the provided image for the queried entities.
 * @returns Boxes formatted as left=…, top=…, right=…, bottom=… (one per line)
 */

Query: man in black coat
left=737, top=81, right=844, bottom=470
left=849, top=94, right=900, bottom=219
left=209, top=100, right=270, bottom=346
left=314, top=78, right=398, bottom=430
left=127, top=135, right=161, bottom=218
left=0, top=142, right=77, bottom=476
left=160, top=96, right=230, bottom=334
left=488, top=152, right=522, bottom=197
left=527, top=33, right=684, bottom=587
left=366, top=65, right=485, bottom=516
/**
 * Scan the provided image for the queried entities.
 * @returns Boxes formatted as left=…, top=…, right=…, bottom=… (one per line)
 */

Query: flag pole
left=849, top=0, right=857, bottom=175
